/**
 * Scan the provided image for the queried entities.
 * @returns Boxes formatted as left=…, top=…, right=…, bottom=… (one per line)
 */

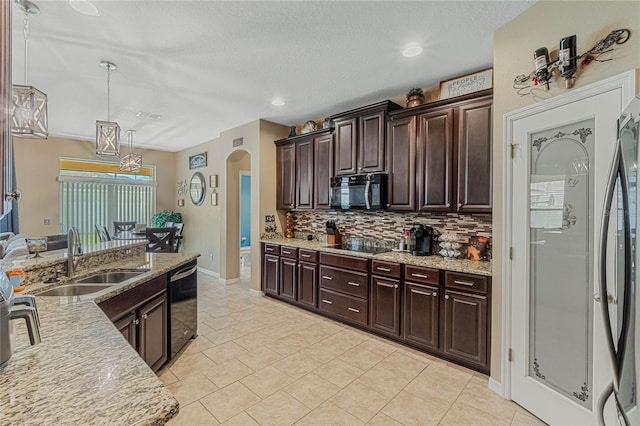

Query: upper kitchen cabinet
left=331, top=101, right=402, bottom=177
left=386, top=115, right=416, bottom=211
left=275, top=129, right=332, bottom=211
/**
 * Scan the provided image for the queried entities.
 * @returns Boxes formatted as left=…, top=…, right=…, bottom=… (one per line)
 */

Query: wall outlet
left=44, top=218, right=50, bottom=225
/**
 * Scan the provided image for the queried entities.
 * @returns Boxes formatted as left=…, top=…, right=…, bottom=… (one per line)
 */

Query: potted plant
left=152, top=210, right=182, bottom=227
left=406, top=87, right=425, bottom=108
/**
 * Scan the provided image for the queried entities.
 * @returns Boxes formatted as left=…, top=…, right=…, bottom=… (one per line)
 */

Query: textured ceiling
left=11, top=0, right=536, bottom=152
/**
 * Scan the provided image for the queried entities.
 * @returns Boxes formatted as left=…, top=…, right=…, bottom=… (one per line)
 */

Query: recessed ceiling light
left=271, top=99, right=285, bottom=107
left=67, top=0, right=100, bottom=16
left=402, top=44, right=423, bottom=57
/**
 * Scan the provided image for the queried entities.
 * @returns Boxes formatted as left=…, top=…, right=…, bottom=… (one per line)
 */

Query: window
left=59, top=158, right=156, bottom=244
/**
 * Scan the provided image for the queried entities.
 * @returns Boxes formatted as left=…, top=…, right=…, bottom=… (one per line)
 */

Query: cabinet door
left=370, top=275, right=400, bottom=336
left=138, top=293, right=168, bottom=372
left=334, top=118, right=358, bottom=176
left=263, top=254, right=280, bottom=296
left=297, top=261, right=317, bottom=309
left=386, top=116, right=416, bottom=211
left=296, top=139, right=314, bottom=209
left=455, top=98, right=492, bottom=212
left=417, top=108, right=454, bottom=211
left=313, top=134, right=333, bottom=209
left=443, top=289, right=488, bottom=368
left=114, top=312, right=137, bottom=350
left=277, top=144, right=296, bottom=210
left=359, top=111, right=386, bottom=173
left=403, top=282, right=439, bottom=350
left=279, top=257, right=297, bottom=301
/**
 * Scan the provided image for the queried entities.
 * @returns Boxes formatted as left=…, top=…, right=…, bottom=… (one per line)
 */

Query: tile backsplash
left=293, top=210, right=492, bottom=246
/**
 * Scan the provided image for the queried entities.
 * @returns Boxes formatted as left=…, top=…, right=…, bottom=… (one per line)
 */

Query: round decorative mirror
left=189, top=172, right=206, bottom=206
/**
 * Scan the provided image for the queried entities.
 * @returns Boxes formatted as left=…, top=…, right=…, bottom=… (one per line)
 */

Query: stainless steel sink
left=73, top=269, right=150, bottom=284
left=37, top=284, right=114, bottom=296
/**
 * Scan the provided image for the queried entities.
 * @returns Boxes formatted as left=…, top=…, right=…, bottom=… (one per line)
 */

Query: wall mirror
left=189, top=172, right=206, bottom=206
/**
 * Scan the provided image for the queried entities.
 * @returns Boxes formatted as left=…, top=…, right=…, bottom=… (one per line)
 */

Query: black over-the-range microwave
left=330, top=173, right=388, bottom=211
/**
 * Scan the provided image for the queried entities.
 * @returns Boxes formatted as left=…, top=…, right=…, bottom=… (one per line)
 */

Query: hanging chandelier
left=95, top=60, right=120, bottom=157
left=11, top=0, right=48, bottom=139
left=119, top=130, right=142, bottom=173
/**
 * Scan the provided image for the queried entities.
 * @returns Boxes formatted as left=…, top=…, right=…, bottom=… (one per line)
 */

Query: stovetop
left=335, top=243, right=392, bottom=255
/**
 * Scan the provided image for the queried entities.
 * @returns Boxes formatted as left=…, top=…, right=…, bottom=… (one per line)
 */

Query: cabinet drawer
left=371, top=260, right=401, bottom=278
left=445, top=271, right=488, bottom=295
left=319, top=253, right=369, bottom=272
left=404, top=265, right=439, bottom=285
left=280, top=246, right=298, bottom=259
left=319, top=265, right=368, bottom=299
left=99, top=275, right=167, bottom=322
left=319, top=288, right=368, bottom=326
left=298, top=249, right=318, bottom=262
left=264, top=244, right=280, bottom=255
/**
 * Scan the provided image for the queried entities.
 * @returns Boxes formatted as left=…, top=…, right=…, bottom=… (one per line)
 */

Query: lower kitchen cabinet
left=279, top=257, right=297, bottom=301
left=403, top=282, right=439, bottom=350
left=443, top=289, right=488, bottom=367
left=370, top=275, right=401, bottom=336
left=98, top=275, right=168, bottom=372
left=297, top=261, right=317, bottom=308
left=263, top=253, right=280, bottom=296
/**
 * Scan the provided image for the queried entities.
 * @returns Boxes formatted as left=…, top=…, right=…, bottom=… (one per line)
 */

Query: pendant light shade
left=96, top=61, right=120, bottom=157
left=119, top=130, right=142, bottom=173
left=11, top=0, right=48, bottom=139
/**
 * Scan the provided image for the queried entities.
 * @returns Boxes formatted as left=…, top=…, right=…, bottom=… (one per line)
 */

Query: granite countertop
left=261, top=237, right=492, bottom=277
left=0, top=251, right=200, bottom=425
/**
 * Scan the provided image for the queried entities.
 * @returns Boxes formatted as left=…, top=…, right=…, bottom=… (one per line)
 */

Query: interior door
left=510, top=87, right=623, bottom=425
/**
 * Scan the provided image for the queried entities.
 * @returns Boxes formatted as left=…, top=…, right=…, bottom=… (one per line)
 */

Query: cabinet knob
left=445, top=294, right=450, bottom=300
left=446, top=203, right=450, bottom=208
left=135, top=319, right=140, bottom=325
left=142, top=313, right=148, bottom=320
left=457, top=203, right=462, bottom=208
left=394, top=284, right=399, bottom=289
left=432, top=292, right=437, bottom=297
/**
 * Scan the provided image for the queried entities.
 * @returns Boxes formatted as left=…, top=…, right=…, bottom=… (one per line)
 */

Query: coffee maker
left=409, top=224, right=434, bottom=256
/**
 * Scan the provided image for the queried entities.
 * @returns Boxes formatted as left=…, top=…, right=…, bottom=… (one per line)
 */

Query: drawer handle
left=376, top=267, right=391, bottom=272
left=266, top=248, right=274, bottom=252
left=348, top=307, right=360, bottom=313
left=445, top=294, right=450, bottom=300
left=347, top=281, right=360, bottom=287
left=411, top=273, right=428, bottom=279
left=282, top=250, right=291, bottom=255
left=322, top=275, right=333, bottom=280
left=301, top=254, right=311, bottom=258
left=322, top=299, right=333, bottom=305
left=454, top=280, right=475, bottom=287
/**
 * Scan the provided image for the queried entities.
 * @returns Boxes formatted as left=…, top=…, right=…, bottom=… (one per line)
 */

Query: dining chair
left=173, top=223, right=184, bottom=252
left=95, top=225, right=111, bottom=242
left=113, top=221, right=136, bottom=233
left=145, top=227, right=177, bottom=253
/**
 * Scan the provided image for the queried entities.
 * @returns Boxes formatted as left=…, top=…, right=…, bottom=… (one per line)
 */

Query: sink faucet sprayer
left=67, top=227, right=83, bottom=277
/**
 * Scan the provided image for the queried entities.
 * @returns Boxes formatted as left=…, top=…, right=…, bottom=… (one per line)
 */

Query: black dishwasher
left=167, top=259, right=198, bottom=359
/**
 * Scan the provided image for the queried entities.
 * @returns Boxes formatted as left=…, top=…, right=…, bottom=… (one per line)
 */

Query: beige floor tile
left=354, top=364, right=412, bottom=396
left=167, top=401, right=220, bottom=425
left=273, top=352, right=323, bottom=379
left=266, top=336, right=308, bottom=356
left=301, top=340, right=346, bottom=363
left=202, top=341, right=248, bottom=363
left=511, top=411, right=547, bottom=426
left=329, top=380, right=391, bottom=422
left=166, top=374, right=219, bottom=406
left=246, top=390, right=310, bottom=426
left=440, top=400, right=510, bottom=425
left=199, top=382, right=261, bottom=423
left=456, top=381, right=518, bottom=424
left=241, top=365, right=296, bottom=398
left=202, top=358, right=255, bottom=388
left=314, top=359, right=365, bottom=388
left=377, top=351, right=429, bottom=381
left=219, top=411, right=259, bottom=426
left=231, top=320, right=268, bottom=335
left=366, top=412, right=404, bottom=425
left=157, top=367, right=179, bottom=386
left=202, top=327, right=246, bottom=345
left=283, top=372, right=341, bottom=409
left=169, top=352, right=216, bottom=380
left=296, top=400, right=365, bottom=426
left=403, top=367, right=467, bottom=409
left=471, top=373, right=490, bottom=386
left=356, top=338, right=398, bottom=358
left=234, top=331, right=276, bottom=351
left=179, top=335, right=216, bottom=357
left=421, top=359, right=474, bottom=387
left=382, top=390, right=448, bottom=425
left=203, top=316, right=240, bottom=331
left=236, top=346, right=282, bottom=370
left=338, top=345, right=386, bottom=371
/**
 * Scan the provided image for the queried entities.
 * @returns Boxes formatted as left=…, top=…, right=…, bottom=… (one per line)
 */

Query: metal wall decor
left=189, top=172, right=206, bottom=206
left=96, top=61, right=120, bottom=157
left=189, top=152, right=207, bottom=169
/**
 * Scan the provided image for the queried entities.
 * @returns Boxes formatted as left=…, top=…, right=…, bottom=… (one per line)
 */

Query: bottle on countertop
left=7, top=260, right=25, bottom=293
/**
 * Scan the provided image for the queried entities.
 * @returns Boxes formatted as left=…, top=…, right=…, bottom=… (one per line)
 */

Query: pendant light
left=95, top=61, right=120, bottom=157
left=11, top=0, right=48, bottom=139
left=119, top=130, right=142, bottom=173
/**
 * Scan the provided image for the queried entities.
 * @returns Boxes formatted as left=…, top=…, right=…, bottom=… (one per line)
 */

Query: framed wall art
left=439, top=68, right=493, bottom=100
left=209, top=174, right=219, bottom=188
left=189, top=152, right=207, bottom=169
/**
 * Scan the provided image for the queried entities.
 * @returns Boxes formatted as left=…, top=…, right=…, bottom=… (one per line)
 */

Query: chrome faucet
left=67, top=227, right=83, bottom=277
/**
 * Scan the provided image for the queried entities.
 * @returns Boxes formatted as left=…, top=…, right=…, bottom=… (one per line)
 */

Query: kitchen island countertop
left=0, top=251, right=200, bottom=425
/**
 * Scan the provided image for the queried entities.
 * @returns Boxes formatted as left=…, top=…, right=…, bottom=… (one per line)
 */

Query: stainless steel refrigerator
left=598, top=94, right=640, bottom=425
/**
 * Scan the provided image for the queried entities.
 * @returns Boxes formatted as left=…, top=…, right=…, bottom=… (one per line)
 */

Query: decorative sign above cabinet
left=439, top=68, right=493, bottom=100
left=189, top=152, right=207, bottom=169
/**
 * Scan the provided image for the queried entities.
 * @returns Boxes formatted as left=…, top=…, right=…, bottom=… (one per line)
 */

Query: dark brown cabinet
left=263, top=252, right=280, bottom=296
left=443, top=290, right=488, bottom=367
left=276, top=144, right=296, bottom=210
left=98, top=275, right=168, bottom=372
left=331, top=101, right=402, bottom=177
left=297, top=249, right=318, bottom=308
left=280, top=257, right=297, bottom=301
left=296, top=139, right=314, bottom=209
left=370, top=275, right=401, bottom=336
left=313, top=134, right=333, bottom=210
left=386, top=116, right=416, bottom=211
left=403, top=282, right=439, bottom=350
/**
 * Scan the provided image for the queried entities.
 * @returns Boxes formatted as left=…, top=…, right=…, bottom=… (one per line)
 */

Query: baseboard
left=219, top=277, right=240, bottom=285
left=488, top=378, right=505, bottom=397
left=248, top=288, right=264, bottom=297
left=197, top=267, right=219, bottom=278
